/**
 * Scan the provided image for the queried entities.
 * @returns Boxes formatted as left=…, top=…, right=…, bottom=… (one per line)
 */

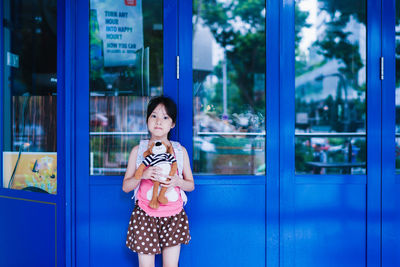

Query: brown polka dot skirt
left=126, top=205, right=191, bottom=255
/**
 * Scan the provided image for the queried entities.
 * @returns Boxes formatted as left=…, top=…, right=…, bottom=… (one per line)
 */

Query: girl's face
left=147, top=104, right=175, bottom=140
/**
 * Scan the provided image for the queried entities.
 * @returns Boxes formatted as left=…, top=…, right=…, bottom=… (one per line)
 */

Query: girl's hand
left=142, top=166, right=162, bottom=181
left=160, top=174, right=182, bottom=188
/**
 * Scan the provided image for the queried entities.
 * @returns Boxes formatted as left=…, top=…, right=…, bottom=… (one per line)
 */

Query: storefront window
left=192, top=0, right=266, bottom=175
left=89, top=0, right=163, bottom=175
left=295, top=0, right=366, bottom=174
left=2, top=0, right=58, bottom=193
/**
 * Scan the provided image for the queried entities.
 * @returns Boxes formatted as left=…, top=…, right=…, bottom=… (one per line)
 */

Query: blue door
left=0, top=0, right=65, bottom=266
left=279, top=0, right=396, bottom=266
left=74, top=0, right=180, bottom=266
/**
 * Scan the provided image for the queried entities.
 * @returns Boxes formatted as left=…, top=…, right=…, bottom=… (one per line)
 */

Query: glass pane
left=396, top=0, right=400, bottom=173
left=295, top=0, right=366, bottom=175
left=2, top=0, right=58, bottom=194
left=89, top=0, right=163, bottom=175
left=192, top=0, right=266, bottom=175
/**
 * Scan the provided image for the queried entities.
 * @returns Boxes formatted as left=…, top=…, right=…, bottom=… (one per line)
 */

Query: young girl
left=122, top=96, right=194, bottom=267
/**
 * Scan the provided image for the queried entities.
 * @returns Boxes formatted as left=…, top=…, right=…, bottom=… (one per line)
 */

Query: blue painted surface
left=280, top=0, right=295, bottom=266
left=0, top=196, right=56, bottom=267
left=382, top=0, right=400, bottom=265
left=88, top=181, right=266, bottom=267
left=57, top=0, right=67, bottom=265
left=294, top=184, right=366, bottom=267
left=164, top=0, right=178, bottom=141
left=182, top=184, right=266, bottom=266
left=366, top=0, right=383, bottom=265
left=266, top=0, right=280, bottom=265
left=64, top=0, right=76, bottom=266
left=0, top=0, right=4, bottom=189
left=89, top=184, right=136, bottom=267
left=178, top=0, right=193, bottom=149
left=75, top=0, right=90, bottom=265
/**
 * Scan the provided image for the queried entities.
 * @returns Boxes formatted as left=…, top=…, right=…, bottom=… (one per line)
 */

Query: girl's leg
left=138, top=253, right=156, bottom=267
left=162, top=245, right=181, bottom=267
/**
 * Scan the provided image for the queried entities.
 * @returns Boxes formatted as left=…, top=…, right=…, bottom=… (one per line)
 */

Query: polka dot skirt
left=126, top=205, right=191, bottom=255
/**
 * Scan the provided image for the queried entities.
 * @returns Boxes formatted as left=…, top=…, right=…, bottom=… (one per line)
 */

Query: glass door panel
left=295, top=0, right=366, bottom=175
left=192, top=0, right=266, bottom=175
left=2, top=0, right=58, bottom=194
left=89, top=0, right=163, bottom=175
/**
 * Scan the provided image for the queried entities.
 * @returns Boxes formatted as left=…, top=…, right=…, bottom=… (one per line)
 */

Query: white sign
left=91, top=0, right=144, bottom=67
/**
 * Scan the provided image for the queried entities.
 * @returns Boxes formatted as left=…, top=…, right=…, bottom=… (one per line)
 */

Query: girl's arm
left=180, top=146, right=195, bottom=192
left=122, top=145, right=163, bottom=193
left=122, top=145, right=141, bottom=193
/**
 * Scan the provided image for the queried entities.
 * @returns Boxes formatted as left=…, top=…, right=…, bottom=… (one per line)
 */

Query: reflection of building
left=296, top=0, right=366, bottom=134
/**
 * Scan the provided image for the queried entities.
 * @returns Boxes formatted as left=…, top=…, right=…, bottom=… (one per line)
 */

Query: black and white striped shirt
left=143, top=153, right=176, bottom=167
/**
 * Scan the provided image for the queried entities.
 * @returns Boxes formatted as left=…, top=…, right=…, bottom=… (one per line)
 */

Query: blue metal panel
left=181, top=184, right=266, bottom=266
left=280, top=0, right=295, bottom=266
left=164, top=0, right=179, bottom=140
left=64, top=0, right=77, bottom=266
left=75, top=0, right=90, bottom=266
left=177, top=0, right=193, bottom=156
left=57, top=0, right=66, bottom=265
left=294, top=184, right=366, bottom=267
left=89, top=184, right=138, bottom=267
left=366, top=0, right=382, bottom=264
left=295, top=175, right=366, bottom=185
left=0, top=196, right=56, bottom=266
left=0, top=0, right=4, bottom=189
left=266, top=0, right=280, bottom=265
left=382, top=0, right=400, bottom=265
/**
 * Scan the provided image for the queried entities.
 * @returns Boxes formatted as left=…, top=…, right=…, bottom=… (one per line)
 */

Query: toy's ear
left=144, top=143, right=155, bottom=157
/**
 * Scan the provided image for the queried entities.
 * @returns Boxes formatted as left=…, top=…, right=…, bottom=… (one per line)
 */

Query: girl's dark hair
left=146, top=96, right=177, bottom=139
left=146, top=96, right=177, bottom=123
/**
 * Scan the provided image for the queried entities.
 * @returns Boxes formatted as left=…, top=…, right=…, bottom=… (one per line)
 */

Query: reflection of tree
left=193, top=0, right=265, bottom=115
left=315, top=0, right=365, bottom=92
left=295, top=0, right=366, bottom=133
left=295, top=5, right=311, bottom=76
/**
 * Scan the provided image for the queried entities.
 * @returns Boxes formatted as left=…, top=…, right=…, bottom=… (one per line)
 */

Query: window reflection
left=192, top=0, right=266, bottom=175
left=295, top=0, right=366, bottom=175
left=89, top=0, right=162, bottom=175
left=2, top=0, right=58, bottom=193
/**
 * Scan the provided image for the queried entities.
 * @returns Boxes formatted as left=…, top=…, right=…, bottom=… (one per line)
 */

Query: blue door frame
left=68, top=0, right=400, bottom=267
left=0, top=0, right=66, bottom=266
left=382, top=0, right=400, bottom=266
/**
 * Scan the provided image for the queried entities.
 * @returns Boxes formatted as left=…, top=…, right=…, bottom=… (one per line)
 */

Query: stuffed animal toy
left=134, top=141, right=177, bottom=209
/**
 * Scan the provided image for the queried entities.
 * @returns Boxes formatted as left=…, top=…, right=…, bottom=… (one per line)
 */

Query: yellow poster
left=3, top=152, right=57, bottom=194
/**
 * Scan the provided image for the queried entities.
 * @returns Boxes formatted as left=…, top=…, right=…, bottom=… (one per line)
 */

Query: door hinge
left=380, top=57, right=384, bottom=80
left=176, top=56, right=180, bottom=80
